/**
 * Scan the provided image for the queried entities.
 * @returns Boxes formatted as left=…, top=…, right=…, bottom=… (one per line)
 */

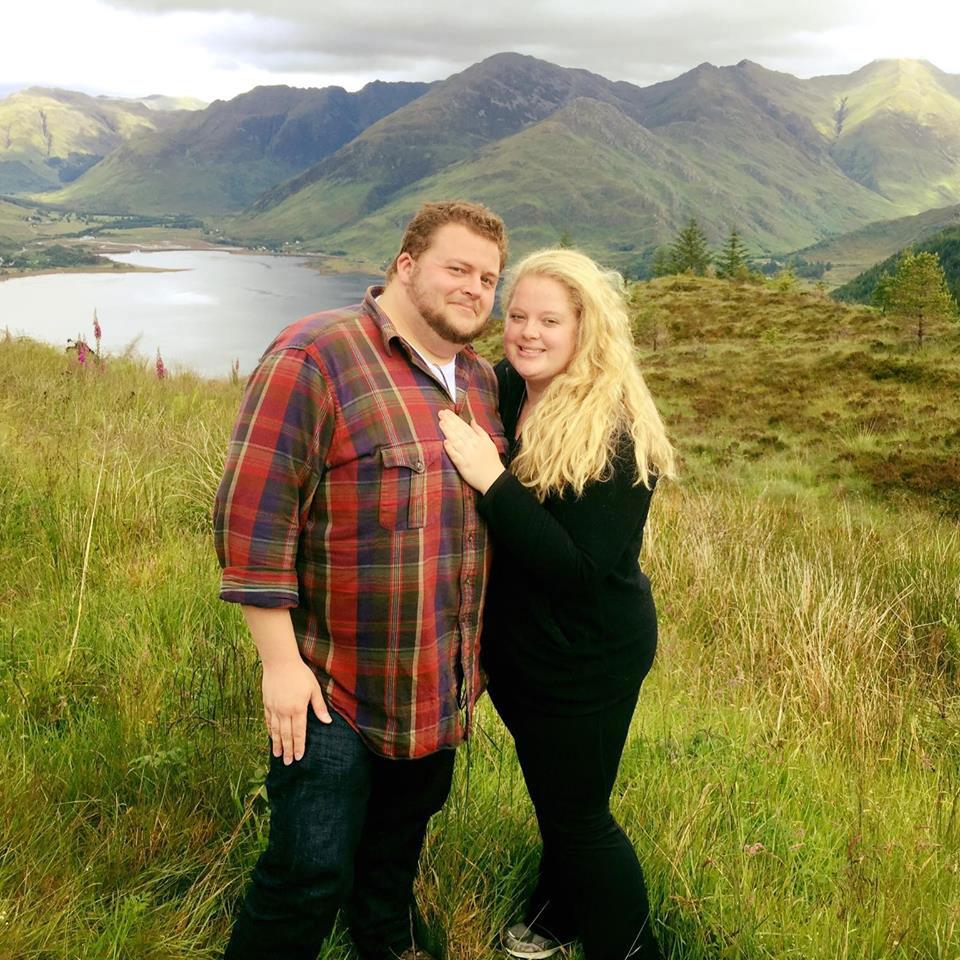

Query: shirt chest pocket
left=378, top=440, right=441, bottom=530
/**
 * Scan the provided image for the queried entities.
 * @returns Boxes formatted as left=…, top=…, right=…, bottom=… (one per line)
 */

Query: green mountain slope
left=0, top=87, right=176, bottom=194
left=43, top=81, right=433, bottom=215
left=805, top=60, right=960, bottom=210
left=831, top=225, right=960, bottom=304
left=244, top=54, right=646, bottom=234
left=232, top=97, right=695, bottom=263
left=135, top=95, right=207, bottom=112
left=791, top=203, right=960, bottom=285
left=623, top=62, right=896, bottom=246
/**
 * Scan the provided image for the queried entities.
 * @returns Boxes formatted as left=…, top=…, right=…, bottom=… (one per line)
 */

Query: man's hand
left=438, top=409, right=505, bottom=494
left=262, top=658, right=331, bottom=764
left=242, top=605, right=332, bottom=765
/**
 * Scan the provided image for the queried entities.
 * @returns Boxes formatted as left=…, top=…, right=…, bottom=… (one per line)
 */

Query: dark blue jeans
left=491, top=686, right=663, bottom=960
left=224, top=708, right=456, bottom=960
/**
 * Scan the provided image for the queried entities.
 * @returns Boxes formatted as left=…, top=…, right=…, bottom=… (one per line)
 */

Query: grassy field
left=0, top=199, right=83, bottom=247
left=0, top=279, right=958, bottom=959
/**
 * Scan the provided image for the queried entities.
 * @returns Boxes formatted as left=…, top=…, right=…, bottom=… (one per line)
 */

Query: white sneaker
left=503, top=922, right=567, bottom=959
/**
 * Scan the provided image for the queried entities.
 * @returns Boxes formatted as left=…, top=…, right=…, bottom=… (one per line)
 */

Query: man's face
left=403, top=223, right=501, bottom=345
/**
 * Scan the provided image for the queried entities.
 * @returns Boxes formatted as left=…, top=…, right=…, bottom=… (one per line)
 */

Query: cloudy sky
left=5, top=0, right=960, bottom=102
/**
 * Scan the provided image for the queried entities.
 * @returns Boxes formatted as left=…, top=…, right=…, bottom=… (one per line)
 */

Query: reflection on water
left=168, top=291, right=220, bottom=306
left=0, top=250, right=376, bottom=378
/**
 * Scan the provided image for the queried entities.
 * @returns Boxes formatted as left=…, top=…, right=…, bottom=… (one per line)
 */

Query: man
left=214, top=200, right=508, bottom=960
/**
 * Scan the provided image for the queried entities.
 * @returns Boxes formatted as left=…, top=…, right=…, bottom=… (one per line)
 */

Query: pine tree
left=875, top=250, right=958, bottom=348
left=651, top=246, right=673, bottom=278
left=669, top=218, right=711, bottom=276
left=715, top=228, right=750, bottom=279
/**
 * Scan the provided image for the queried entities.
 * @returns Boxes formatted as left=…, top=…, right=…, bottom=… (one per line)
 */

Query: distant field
left=1, top=279, right=958, bottom=958
left=792, top=202, right=960, bottom=287
left=0, top=198, right=80, bottom=246
left=0, top=204, right=221, bottom=280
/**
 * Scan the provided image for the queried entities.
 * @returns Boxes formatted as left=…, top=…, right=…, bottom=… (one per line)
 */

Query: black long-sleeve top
left=477, top=360, right=659, bottom=713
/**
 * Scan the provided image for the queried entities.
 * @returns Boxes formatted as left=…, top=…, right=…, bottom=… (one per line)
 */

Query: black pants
left=224, top=708, right=456, bottom=960
left=491, top=686, right=663, bottom=960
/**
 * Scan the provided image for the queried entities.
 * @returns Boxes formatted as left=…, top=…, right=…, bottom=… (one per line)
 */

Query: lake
left=0, top=250, right=377, bottom=378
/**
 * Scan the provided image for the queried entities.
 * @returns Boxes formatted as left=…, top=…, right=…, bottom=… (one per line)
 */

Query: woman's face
left=503, top=275, right=579, bottom=392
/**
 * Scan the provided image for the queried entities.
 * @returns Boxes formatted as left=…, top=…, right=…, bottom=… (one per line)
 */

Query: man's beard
left=421, top=304, right=490, bottom=345
left=410, top=270, right=490, bottom=345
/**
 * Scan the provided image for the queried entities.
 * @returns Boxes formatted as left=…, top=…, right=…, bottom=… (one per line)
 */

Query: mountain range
left=3, top=54, right=960, bottom=269
left=0, top=87, right=190, bottom=194
left=39, top=80, right=432, bottom=215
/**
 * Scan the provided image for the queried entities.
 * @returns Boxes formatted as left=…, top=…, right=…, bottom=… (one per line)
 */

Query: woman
left=438, top=248, right=676, bottom=960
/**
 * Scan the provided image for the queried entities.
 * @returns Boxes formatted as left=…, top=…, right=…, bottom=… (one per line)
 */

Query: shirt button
left=467, top=533, right=474, bottom=544
left=414, top=459, right=424, bottom=472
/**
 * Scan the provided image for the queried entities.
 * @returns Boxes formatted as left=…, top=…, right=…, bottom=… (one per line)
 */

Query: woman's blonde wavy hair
left=505, top=248, right=677, bottom=500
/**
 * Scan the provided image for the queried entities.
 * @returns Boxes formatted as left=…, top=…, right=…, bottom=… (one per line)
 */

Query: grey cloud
left=101, top=0, right=881, bottom=85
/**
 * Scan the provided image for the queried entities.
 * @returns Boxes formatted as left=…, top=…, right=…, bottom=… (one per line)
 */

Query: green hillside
left=46, top=152, right=301, bottom=217
left=230, top=97, right=704, bottom=269
left=135, top=95, right=207, bottom=112
left=790, top=202, right=960, bottom=286
left=630, top=276, right=960, bottom=516
left=0, top=87, right=175, bottom=194
left=240, top=98, right=893, bottom=275
left=832, top=225, right=960, bottom=305
left=42, top=81, right=433, bottom=215
left=619, top=63, right=896, bottom=248
left=1, top=281, right=957, bottom=957
left=241, top=55, right=639, bottom=240
left=807, top=60, right=960, bottom=210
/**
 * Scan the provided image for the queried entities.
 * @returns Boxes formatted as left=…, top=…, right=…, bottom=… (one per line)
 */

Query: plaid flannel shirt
left=214, top=288, right=504, bottom=758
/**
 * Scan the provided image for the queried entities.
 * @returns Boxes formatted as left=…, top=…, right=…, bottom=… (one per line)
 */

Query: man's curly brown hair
left=385, top=200, right=508, bottom=281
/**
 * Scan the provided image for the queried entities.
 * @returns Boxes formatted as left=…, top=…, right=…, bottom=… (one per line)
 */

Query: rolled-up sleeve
left=213, top=348, right=334, bottom=607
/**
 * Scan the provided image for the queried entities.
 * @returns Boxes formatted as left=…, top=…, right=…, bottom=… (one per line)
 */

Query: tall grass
left=0, top=286, right=958, bottom=960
